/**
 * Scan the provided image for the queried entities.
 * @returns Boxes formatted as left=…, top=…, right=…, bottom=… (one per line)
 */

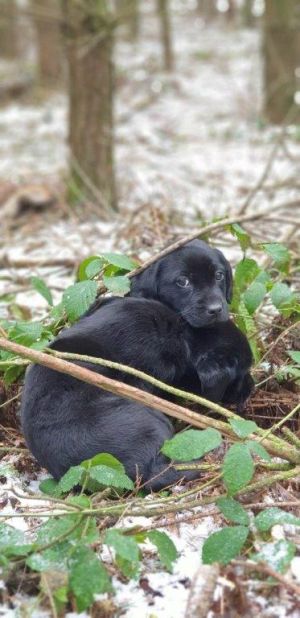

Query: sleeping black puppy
left=21, top=240, right=253, bottom=490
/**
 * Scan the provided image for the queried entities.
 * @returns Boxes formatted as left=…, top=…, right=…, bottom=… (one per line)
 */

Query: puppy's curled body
left=21, top=298, right=200, bottom=489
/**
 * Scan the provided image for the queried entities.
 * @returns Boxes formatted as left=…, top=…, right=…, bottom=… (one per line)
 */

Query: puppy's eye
left=176, top=276, right=190, bottom=288
left=215, top=271, right=224, bottom=281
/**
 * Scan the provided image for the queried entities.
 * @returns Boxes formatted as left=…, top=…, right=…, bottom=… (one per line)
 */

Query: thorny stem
left=0, top=337, right=298, bottom=464
left=282, top=427, right=300, bottom=448
left=259, top=403, right=300, bottom=444
left=47, top=348, right=298, bottom=458
left=2, top=466, right=299, bottom=522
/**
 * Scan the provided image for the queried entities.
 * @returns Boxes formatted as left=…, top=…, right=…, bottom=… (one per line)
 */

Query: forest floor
left=0, top=5, right=300, bottom=618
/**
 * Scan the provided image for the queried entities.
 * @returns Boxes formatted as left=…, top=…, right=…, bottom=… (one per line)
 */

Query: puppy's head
left=130, top=240, right=233, bottom=328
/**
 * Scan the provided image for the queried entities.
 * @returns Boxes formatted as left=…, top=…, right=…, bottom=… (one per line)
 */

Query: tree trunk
left=263, top=0, right=300, bottom=124
left=62, top=0, right=117, bottom=214
left=124, top=0, right=140, bottom=40
left=242, top=0, right=254, bottom=27
left=197, top=0, right=218, bottom=22
left=31, top=0, right=63, bottom=88
left=157, top=0, right=174, bottom=72
left=0, top=0, right=18, bottom=59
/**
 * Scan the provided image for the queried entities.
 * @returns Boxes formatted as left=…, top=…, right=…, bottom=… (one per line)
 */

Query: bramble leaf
left=223, top=444, right=254, bottom=495
left=69, top=546, right=111, bottom=612
left=229, top=419, right=259, bottom=438
left=101, top=252, right=138, bottom=271
left=253, top=539, right=295, bottom=573
left=217, top=497, right=250, bottom=525
left=89, top=465, right=134, bottom=490
left=270, top=282, right=293, bottom=310
left=243, top=281, right=266, bottom=314
left=63, top=281, right=98, bottom=322
left=78, top=256, right=105, bottom=281
left=58, top=466, right=83, bottom=492
left=31, top=276, right=53, bottom=306
left=262, top=243, right=290, bottom=270
left=161, top=428, right=222, bottom=461
left=147, top=530, right=178, bottom=572
left=246, top=440, right=271, bottom=462
left=255, top=507, right=300, bottom=532
left=202, top=526, right=249, bottom=565
left=103, top=275, right=130, bottom=296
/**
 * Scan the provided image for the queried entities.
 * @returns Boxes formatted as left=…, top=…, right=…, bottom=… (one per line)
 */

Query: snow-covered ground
left=0, top=2, right=300, bottom=616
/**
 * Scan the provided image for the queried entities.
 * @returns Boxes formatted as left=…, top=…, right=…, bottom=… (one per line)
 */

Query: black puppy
left=21, top=241, right=253, bottom=489
left=21, top=298, right=201, bottom=489
left=130, top=240, right=253, bottom=407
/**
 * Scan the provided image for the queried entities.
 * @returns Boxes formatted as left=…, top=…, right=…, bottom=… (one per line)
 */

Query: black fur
left=21, top=240, right=254, bottom=490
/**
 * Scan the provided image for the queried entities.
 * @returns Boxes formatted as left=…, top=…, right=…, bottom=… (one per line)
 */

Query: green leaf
left=39, top=477, right=63, bottom=497
left=69, top=546, right=112, bottom=612
left=103, top=275, right=130, bottom=296
left=31, top=276, right=53, bottom=306
left=229, top=223, right=251, bottom=252
left=161, top=428, right=222, bottom=462
left=4, top=365, right=24, bottom=385
left=89, top=465, right=134, bottom=490
left=27, top=545, right=70, bottom=572
left=54, top=586, right=69, bottom=604
left=8, top=321, right=44, bottom=346
left=243, top=281, right=266, bottom=314
left=270, top=282, right=293, bottom=310
left=223, top=444, right=254, bottom=495
left=63, top=281, right=98, bottom=322
left=235, top=300, right=260, bottom=363
left=287, top=350, right=300, bottom=364
left=234, top=259, right=260, bottom=293
left=0, top=523, right=33, bottom=557
left=116, top=555, right=140, bottom=579
left=104, top=529, right=140, bottom=564
left=101, top=252, right=138, bottom=271
left=246, top=440, right=271, bottom=462
left=255, top=507, right=300, bottom=532
left=217, top=497, right=250, bottom=525
left=77, top=256, right=106, bottom=281
left=255, top=270, right=271, bottom=285
left=202, top=526, right=249, bottom=565
left=58, top=466, right=83, bottom=492
left=253, top=539, right=295, bottom=573
left=229, top=419, right=259, bottom=438
left=67, top=495, right=91, bottom=509
left=81, top=452, right=125, bottom=473
left=50, top=301, right=65, bottom=321
left=276, top=365, right=300, bottom=382
left=36, top=515, right=85, bottom=544
left=262, top=243, right=290, bottom=270
left=147, top=530, right=178, bottom=572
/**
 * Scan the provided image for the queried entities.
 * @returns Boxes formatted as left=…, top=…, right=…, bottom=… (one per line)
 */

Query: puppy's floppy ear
left=215, top=250, right=233, bottom=303
left=129, top=261, right=161, bottom=299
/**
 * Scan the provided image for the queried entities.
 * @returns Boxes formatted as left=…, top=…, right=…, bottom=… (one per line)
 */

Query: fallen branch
left=0, top=337, right=299, bottom=464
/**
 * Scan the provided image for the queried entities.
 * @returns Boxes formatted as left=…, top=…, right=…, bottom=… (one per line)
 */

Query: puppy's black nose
left=207, top=303, right=223, bottom=316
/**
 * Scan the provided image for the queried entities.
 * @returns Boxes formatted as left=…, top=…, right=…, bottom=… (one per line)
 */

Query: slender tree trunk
left=225, top=0, right=236, bottom=24
left=263, top=0, right=300, bottom=124
left=157, top=0, right=174, bottom=72
left=242, top=0, right=254, bottom=27
left=197, top=0, right=218, bottom=22
left=62, top=0, right=117, bottom=214
left=0, top=0, right=18, bottom=59
left=124, top=0, right=139, bottom=40
left=31, top=0, right=63, bottom=88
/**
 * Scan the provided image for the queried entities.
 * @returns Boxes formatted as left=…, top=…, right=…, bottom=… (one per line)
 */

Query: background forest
left=0, top=1, right=299, bottom=617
